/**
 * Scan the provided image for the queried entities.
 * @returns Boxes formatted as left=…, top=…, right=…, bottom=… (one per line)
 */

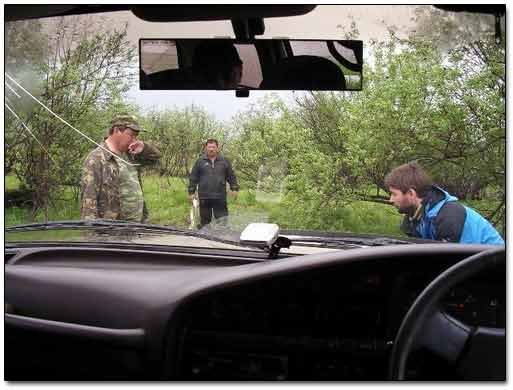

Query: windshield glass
left=4, top=5, right=505, bottom=247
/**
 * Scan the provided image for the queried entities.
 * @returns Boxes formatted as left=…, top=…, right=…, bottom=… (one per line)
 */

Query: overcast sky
left=120, top=5, right=419, bottom=122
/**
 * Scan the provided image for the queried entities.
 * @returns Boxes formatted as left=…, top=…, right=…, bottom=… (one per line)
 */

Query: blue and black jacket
left=401, top=186, right=504, bottom=245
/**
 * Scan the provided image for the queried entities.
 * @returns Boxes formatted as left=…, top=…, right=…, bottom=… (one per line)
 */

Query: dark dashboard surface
left=5, top=243, right=504, bottom=380
left=173, top=255, right=504, bottom=380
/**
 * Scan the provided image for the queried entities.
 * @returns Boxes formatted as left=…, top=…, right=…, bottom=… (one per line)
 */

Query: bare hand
left=128, top=140, right=144, bottom=155
left=188, top=194, right=196, bottom=204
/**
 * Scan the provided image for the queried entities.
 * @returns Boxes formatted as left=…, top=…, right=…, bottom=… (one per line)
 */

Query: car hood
left=5, top=220, right=429, bottom=256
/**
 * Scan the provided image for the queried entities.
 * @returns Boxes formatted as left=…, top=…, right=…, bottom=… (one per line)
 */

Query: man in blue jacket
left=385, top=162, right=504, bottom=245
left=188, top=139, right=239, bottom=228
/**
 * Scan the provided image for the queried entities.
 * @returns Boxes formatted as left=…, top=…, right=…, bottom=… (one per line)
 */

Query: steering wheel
left=389, top=247, right=505, bottom=380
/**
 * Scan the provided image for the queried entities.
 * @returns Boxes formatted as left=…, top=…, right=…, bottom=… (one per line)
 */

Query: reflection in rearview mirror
left=140, top=38, right=363, bottom=91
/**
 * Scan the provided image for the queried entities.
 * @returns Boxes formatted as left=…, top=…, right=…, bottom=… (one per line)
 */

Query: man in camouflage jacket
left=80, top=114, right=161, bottom=222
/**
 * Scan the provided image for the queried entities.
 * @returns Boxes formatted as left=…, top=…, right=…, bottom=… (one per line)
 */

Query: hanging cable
left=5, top=82, right=21, bottom=98
left=5, top=72, right=139, bottom=166
left=5, top=103, right=57, bottom=164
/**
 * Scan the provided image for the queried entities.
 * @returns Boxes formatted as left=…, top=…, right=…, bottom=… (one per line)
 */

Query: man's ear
left=407, top=188, right=418, bottom=198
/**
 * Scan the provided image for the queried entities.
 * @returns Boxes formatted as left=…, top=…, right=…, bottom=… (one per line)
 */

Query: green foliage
left=5, top=174, right=501, bottom=240
left=264, top=191, right=402, bottom=235
left=143, top=176, right=264, bottom=228
left=5, top=196, right=80, bottom=227
left=141, top=106, right=226, bottom=179
left=225, top=95, right=305, bottom=189
left=5, top=176, right=21, bottom=191
left=260, top=19, right=504, bottom=230
left=236, top=190, right=257, bottom=206
left=142, top=176, right=191, bottom=227
left=5, top=19, right=47, bottom=75
left=5, top=16, right=137, bottom=221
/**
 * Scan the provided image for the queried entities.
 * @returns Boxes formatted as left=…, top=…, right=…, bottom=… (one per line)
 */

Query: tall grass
left=5, top=195, right=80, bottom=227
left=267, top=199, right=403, bottom=236
left=144, top=176, right=404, bottom=234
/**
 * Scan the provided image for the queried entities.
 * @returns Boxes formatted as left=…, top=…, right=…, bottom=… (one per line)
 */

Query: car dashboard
left=173, top=255, right=504, bottom=380
left=5, top=243, right=504, bottom=380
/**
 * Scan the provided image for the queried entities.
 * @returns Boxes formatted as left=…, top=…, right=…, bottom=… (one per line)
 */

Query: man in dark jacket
left=385, top=162, right=504, bottom=245
left=188, top=139, right=239, bottom=228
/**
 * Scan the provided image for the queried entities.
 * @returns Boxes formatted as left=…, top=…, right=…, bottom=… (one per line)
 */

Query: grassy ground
left=5, top=176, right=80, bottom=227
left=5, top=175, right=503, bottom=238
left=142, top=176, right=280, bottom=230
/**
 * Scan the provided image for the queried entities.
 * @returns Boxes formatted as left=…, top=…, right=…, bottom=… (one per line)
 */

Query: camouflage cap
left=110, top=113, right=144, bottom=132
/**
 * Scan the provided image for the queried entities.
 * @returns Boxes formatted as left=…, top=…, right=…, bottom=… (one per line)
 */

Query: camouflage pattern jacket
left=80, top=142, right=161, bottom=222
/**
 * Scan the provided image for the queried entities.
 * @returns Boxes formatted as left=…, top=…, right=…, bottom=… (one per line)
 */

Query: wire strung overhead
left=5, top=102, right=57, bottom=164
left=5, top=72, right=139, bottom=166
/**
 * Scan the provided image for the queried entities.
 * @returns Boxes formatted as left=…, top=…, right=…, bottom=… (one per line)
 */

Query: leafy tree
left=5, top=16, right=137, bottom=221
left=227, top=96, right=287, bottom=186
left=233, top=8, right=505, bottom=232
left=405, top=7, right=505, bottom=228
left=141, top=105, right=227, bottom=184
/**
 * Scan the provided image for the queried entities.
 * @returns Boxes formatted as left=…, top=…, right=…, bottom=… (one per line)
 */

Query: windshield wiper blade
left=6, top=222, right=413, bottom=249
left=283, top=234, right=412, bottom=247
left=5, top=220, right=262, bottom=250
left=4, top=220, right=189, bottom=234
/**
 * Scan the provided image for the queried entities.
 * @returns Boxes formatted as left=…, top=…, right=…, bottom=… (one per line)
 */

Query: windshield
left=4, top=5, right=505, bottom=248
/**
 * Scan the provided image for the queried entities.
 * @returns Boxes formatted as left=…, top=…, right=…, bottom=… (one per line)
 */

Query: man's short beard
left=398, top=204, right=416, bottom=216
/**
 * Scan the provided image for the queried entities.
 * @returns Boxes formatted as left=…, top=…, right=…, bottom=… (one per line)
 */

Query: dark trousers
left=199, top=198, right=228, bottom=227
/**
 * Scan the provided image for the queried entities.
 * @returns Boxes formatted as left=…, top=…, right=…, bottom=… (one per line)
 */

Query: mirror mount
left=231, top=17, right=265, bottom=41
left=235, top=88, right=250, bottom=98
left=231, top=16, right=263, bottom=98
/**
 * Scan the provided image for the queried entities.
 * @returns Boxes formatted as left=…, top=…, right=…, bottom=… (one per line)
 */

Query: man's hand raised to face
left=128, top=140, right=144, bottom=155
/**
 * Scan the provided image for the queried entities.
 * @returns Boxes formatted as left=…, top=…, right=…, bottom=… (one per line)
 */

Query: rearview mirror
left=140, top=38, right=362, bottom=91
